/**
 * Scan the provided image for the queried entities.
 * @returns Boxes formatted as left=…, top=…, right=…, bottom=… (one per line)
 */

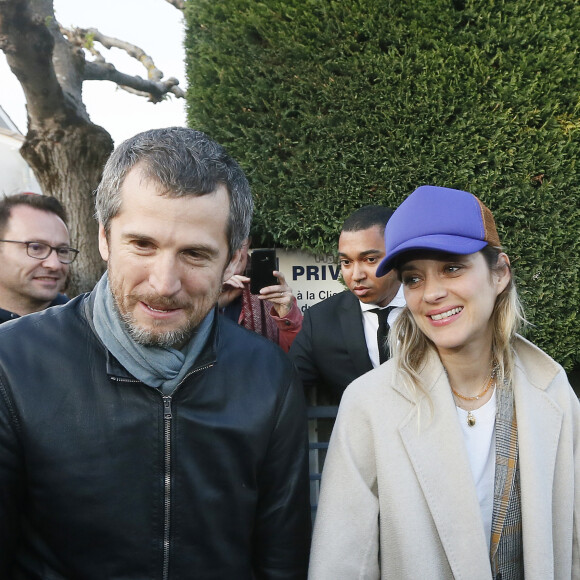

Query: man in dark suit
left=289, top=206, right=404, bottom=403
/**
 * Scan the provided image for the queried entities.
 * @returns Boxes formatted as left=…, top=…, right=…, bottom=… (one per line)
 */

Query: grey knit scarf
left=92, top=273, right=213, bottom=394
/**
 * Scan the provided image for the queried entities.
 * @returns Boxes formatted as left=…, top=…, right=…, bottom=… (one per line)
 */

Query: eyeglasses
left=0, top=240, right=79, bottom=264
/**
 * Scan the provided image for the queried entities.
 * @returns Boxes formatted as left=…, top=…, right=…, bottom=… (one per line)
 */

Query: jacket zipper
left=162, top=396, right=172, bottom=580
left=158, top=362, right=215, bottom=580
left=110, top=362, right=215, bottom=579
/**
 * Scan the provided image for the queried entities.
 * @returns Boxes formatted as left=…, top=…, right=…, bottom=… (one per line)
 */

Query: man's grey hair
left=95, top=127, right=253, bottom=255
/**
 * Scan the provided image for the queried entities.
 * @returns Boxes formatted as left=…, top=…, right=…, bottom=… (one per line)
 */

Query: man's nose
left=41, top=248, right=65, bottom=269
left=149, top=255, right=182, bottom=297
left=352, top=262, right=366, bottom=281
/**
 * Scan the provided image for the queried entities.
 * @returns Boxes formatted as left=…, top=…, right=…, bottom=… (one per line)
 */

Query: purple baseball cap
left=376, top=185, right=501, bottom=276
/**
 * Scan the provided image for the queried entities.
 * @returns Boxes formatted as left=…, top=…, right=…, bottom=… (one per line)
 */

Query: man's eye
left=182, top=250, right=208, bottom=262
left=339, top=260, right=351, bottom=267
left=133, top=240, right=154, bottom=251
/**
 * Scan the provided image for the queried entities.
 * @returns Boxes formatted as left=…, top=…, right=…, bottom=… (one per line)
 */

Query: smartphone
left=249, top=249, right=278, bottom=294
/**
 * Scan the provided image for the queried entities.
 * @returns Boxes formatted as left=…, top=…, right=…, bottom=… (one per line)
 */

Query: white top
left=456, top=388, right=497, bottom=550
left=359, top=286, right=406, bottom=367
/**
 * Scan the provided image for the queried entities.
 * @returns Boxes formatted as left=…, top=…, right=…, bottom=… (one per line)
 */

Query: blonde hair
left=389, top=246, right=525, bottom=408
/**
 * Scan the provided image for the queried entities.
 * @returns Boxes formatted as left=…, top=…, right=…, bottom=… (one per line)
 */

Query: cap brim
left=376, top=235, right=488, bottom=277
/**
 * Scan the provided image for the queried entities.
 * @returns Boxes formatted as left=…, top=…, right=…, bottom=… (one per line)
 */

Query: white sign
left=276, top=249, right=344, bottom=312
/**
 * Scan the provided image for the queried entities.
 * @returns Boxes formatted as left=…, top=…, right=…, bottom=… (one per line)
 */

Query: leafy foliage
left=185, top=0, right=580, bottom=370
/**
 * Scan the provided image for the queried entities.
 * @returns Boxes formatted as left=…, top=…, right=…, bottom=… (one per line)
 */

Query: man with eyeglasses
left=0, top=193, right=78, bottom=323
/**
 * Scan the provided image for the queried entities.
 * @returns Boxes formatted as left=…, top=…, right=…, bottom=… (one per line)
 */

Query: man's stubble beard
left=108, top=271, right=221, bottom=349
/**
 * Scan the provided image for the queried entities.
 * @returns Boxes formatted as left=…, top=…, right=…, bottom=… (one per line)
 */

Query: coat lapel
left=397, top=354, right=492, bottom=579
left=338, top=293, right=373, bottom=376
left=512, top=361, right=563, bottom=577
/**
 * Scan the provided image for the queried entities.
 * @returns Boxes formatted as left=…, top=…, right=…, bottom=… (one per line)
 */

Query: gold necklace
left=451, top=366, right=497, bottom=427
left=451, top=373, right=495, bottom=401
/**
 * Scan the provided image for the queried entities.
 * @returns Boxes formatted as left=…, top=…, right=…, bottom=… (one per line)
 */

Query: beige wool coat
left=309, top=336, right=580, bottom=579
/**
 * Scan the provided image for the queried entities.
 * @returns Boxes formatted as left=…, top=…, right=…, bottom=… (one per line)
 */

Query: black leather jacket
left=0, top=293, right=310, bottom=579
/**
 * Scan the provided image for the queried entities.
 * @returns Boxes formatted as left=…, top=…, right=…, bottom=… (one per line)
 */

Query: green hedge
left=185, top=0, right=580, bottom=370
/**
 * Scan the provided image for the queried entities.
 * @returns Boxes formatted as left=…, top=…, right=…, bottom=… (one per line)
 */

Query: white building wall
left=0, top=105, right=42, bottom=197
left=0, top=130, right=42, bottom=196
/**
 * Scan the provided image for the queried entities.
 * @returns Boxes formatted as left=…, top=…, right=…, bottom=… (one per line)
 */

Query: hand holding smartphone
left=249, top=249, right=278, bottom=294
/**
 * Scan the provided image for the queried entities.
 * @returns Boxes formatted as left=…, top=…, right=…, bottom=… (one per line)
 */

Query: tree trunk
left=1, top=0, right=184, bottom=296
left=21, top=123, right=113, bottom=296
left=0, top=0, right=114, bottom=296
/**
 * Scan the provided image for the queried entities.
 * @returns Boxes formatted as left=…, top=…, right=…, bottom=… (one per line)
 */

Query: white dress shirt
left=359, top=285, right=406, bottom=368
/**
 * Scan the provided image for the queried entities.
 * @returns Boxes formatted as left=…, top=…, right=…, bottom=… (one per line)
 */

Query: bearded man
left=0, top=128, right=310, bottom=579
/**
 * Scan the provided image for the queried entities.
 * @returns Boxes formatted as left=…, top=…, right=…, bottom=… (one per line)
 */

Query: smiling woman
left=309, top=186, right=580, bottom=580
left=397, top=250, right=510, bottom=375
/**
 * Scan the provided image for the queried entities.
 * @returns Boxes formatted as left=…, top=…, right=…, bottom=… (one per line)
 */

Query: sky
left=0, top=0, right=187, bottom=146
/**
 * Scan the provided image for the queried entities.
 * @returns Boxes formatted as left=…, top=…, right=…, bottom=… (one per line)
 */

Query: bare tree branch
left=64, top=27, right=163, bottom=81
left=164, top=0, right=185, bottom=11
left=0, top=0, right=87, bottom=126
left=62, top=26, right=185, bottom=101
left=84, top=61, right=185, bottom=102
left=0, top=0, right=187, bottom=294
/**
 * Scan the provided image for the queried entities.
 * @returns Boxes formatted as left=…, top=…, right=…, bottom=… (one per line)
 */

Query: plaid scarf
left=490, top=379, right=523, bottom=579
left=239, top=286, right=279, bottom=344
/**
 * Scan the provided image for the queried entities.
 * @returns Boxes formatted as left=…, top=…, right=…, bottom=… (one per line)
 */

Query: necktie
left=371, top=306, right=395, bottom=364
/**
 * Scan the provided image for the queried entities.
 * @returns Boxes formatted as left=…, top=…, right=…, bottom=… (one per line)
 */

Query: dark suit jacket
left=289, top=291, right=372, bottom=403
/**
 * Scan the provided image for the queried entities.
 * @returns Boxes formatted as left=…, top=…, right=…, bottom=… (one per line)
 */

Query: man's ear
left=98, top=223, right=109, bottom=262
left=223, top=249, right=242, bottom=282
left=495, top=252, right=511, bottom=295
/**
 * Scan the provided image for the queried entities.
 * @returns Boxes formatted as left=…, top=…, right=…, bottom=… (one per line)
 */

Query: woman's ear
left=495, top=252, right=511, bottom=295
